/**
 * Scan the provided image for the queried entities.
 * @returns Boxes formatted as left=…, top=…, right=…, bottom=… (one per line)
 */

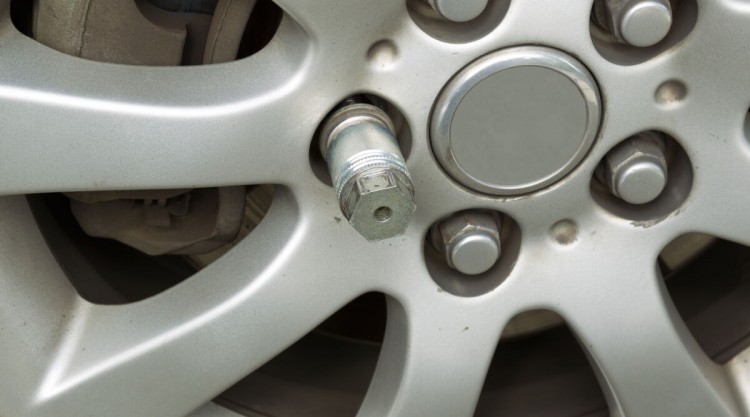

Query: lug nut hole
left=589, top=0, right=697, bottom=66
left=425, top=210, right=520, bottom=297
left=406, top=0, right=510, bottom=44
left=309, top=94, right=412, bottom=187
left=590, top=131, right=693, bottom=223
left=374, top=206, right=393, bottom=223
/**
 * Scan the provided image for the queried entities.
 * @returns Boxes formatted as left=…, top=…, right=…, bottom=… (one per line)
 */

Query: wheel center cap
left=431, top=46, right=602, bottom=196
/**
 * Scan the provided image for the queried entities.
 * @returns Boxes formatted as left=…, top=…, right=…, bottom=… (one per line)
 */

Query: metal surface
left=188, top=185, right=274, bottom=268
left=0, top=0, right=749, bottom=417
left=599, top=131, right=668, bottom=204
left=31, top=0, right=213, bottom=65
left=69, top=187, right=246, bottom=255
left=431, top=210, right=502, bottom=275
left=431, top=46, right=601, bottom=196
left=426, top=0, right=488, bottom=22
left=321, top=103, right=416, bottom=241
left=203, top=0, right=257, bottom=64
left=594, top=0, right=673, bottom=47
left=35, top=0, right=250, bottom=256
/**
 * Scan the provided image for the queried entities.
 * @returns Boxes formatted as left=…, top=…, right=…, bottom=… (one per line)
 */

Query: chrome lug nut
left=431, top=211, right=501, bottom=275
left=320, top=102, right=416, bottom=242
left=425, top=0, right=487, bottom=22
left=600, top=131, right=668, bottom=205
left=594, top=0, right=673, bottom=47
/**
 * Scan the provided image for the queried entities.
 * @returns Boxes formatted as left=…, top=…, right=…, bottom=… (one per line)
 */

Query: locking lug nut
left=598, top=131, right=668, bottom=205
left=320, top=102, right=416, bottom=241
left=431, top=211, right=502, bottom=275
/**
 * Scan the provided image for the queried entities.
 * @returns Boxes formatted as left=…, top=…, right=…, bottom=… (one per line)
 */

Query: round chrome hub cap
left=431, top=46, right=602, bottom=196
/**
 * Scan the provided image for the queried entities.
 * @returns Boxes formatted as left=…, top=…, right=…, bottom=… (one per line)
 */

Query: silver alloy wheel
left=1, top=0, right=750, bottom=416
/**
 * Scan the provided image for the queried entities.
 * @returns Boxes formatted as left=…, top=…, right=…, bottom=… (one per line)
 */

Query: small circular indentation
left=373, top=206, right=393, bottom=223
left=367, top=40, right=398, bottom=70
left=550, top=220, right=578, bottom=245
left=655, top=80, right=687, bottom=105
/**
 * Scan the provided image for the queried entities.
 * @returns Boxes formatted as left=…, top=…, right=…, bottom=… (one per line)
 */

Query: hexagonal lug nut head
left=341, top=168, right=416, bottom=242
left=431, top=211, right=502, bottom=275
left=600, top=132, right=668, bottom=205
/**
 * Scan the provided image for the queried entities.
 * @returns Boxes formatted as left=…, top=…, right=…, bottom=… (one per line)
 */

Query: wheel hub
left=431, top=46, right=602, bottom=196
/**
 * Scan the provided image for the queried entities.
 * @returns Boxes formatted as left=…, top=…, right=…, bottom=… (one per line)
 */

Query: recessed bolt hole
left=550, top=220, right=578, bottom=245
left=309, top=94, right=413, bottom=188
left=591, top=0, right=673, bottom=48
left=425, top=210, right=520, bottom=297
left=655, top=80, right=687, bottom=105
left=589, top=0, right=698, bottom=66
left=597, top=131, right=669, bottom=205
left=406, top=0, right=510, bottom=44
left=590, top=132, right=693, bottom=222
left=374, top=206, right=393, bottom=223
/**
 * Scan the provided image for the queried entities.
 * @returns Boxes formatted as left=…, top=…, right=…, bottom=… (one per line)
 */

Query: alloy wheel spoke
left=727, top=346, right=750, bottom=416
left=681, top=142, right=750, bottom=248
left=686, top=0, right=750, bottom=99
left=663, top=93, right=750, bottom=247
left=0, top=197, right=81, bottom=417
left=272, top=0, right=407, bottom=43
left=0, top=18, right=320, bottom=195
left=359, top=296, right=506, bottom=417
left=556, top=247, right=741, bottom=417
left=7, top=190, right=375, bottom=417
